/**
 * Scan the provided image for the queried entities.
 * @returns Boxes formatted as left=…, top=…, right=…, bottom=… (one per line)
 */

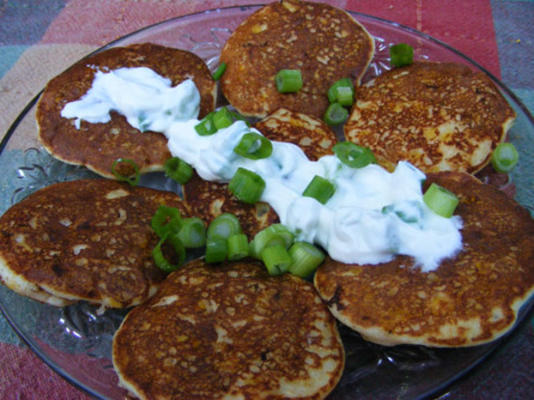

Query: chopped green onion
left=249, top=238, right=260, bottom=259
left=251, top=224, right=295, bottom=257
left=327, top=78, right=354, bottom=104
left=212, top=62, right=227, bottom=81
left=194, top=112, right=217, bottom=136
left=213, top=107, right=234, bottom=130
left=152, top=233, right=186, bottom=273
left=228, top=168, right=266, bottom=204
left=177, top=217, right=206, bottom=248
left=205, top=237, right=228, bottom=263
left=390, top=43, right=414, bottom=67
left=261, top=244, right=292, bottom=275
left=423, top=183, right=459, bottom=218
left=267, top=224, right=295, bottom=247
left=323, top=103, right=349, bottom=125
left=333, top=142, right=376, bottom=168
left=138, top=113, right=149, bottom=132
left=151, top=205, right=182, bottom=238
left=275, top=69, right=303, bottom=93
left=233, top=132, right=273, bottom=160
left=111, top=158, right=140, bottom=186
left=288, top=242, right=325, bottom=278
left=302, top=175, right=335, bottom=204
left=336, top=86, right=354, bottom=107
left=207, top=213, right=242, bottom=240
left=381, top=201, right=422, bottom=224
left=230, top=110, right=250, bottom=126
left=164, top=157, right=193, bottom=184
left=227, top=233, right=249, bottom=260
left=491, top=142, right=519, bottom=173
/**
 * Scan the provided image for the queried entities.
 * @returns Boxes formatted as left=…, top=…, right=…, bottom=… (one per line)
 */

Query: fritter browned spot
left=344, top=62, right=516, bottom=174
left=37, top=43, right=217, bottom=179
left=254, top=107, right=337, bottom=160
left=314, top=171, right=534, bottom=347
left=182, top=172, right=278, bottom=238
left=113, top=259, right=344, bottom=400
left=220, top=0, right=374, bottom=118
left=183, top=108, right=337, bottom=237
left=0, top=179, right=189, bottom=309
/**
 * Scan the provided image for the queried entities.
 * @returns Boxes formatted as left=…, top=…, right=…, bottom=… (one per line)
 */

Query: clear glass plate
left=1, top=5, right=533, bottom=400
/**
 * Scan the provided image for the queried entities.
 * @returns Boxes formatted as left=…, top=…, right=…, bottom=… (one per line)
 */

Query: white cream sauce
left=61, top=67, right=463, bottom=271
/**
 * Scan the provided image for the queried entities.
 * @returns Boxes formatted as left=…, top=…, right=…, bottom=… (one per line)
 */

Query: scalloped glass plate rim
left=0, top=4, right=532, bottom=400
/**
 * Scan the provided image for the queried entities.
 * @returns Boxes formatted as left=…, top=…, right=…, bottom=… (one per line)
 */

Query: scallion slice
left=251, top=224, right=295, bottom=257
left=336, top=86, right=354, bottom=107
left=302, top=175, right=335, bottom=204
left=151, top=205, right=182, bottom=238
left=111, top=158, right=140, bottom=186
left=261, top=244, right=292, bottom=276
left=152, top=233, right=186, bottom=273
left=327, top=78, right=354, bottom=104
left=389, top=43, right=414, bottom=67
left=228, top=168, right=266, bottom=204
left=177, top=217, right=206, bottom=248
left=491, top=142, right=519, bottom=173
left=194, top=112, right=217, bottom=136
left=249, top=238, right=260, bottom=259
left=212, top=62, right=227, bottom=81
left=164, top=157, right=193, bottom=184
left=233, top=132, right=273, bottom=160
left=227, top=233, right=249, bottom=261
left=207, top=213, right=242, bottom=240
left=288, top=242, right=325, bottom=278
left=275, top=69, right=303, bottom=93
left=381, top=203, right=422, bottom=224
left=205, top=237, right=228, bottom=263
left=229, top=110, right=249, bottom=126
left=213, top=107, right=234, bottom=130
left=333, top=142, right=376, bottom=168
left=323, top=103, right=348, bottom=125
left=423, top=183, right=459, bottom=218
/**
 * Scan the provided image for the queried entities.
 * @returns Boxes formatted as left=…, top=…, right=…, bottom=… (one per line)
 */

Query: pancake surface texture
left=183, top=107, right=337, bottom=236
left=183, top=172, right=278, bottom=238
left=314, top=172, right=534, bottom=347
left=253, top=107, right=337, bottom=160
left=344, top=62, right=516, bottom=173
left=0, top=179, right=189, bottom=308
left=113, top=259, right=344, bottom=400
left=37, top=43, right=217, bottom=179
left=220, top=0, right=374, bottom=118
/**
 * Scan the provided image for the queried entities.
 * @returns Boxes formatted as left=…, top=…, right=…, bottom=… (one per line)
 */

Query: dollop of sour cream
left=61, top=67, right=200, bottom=131
left=61, top=67, right=463, bottom=272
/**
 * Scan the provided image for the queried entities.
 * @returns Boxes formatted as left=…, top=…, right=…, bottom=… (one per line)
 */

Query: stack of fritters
left=0, top=1, right=532, bottom=399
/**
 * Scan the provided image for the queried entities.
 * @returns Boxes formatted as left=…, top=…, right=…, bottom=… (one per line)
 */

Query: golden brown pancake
left=182, top=108, right=337, bottom=237
left=220, top=0, right=375, bottom=118
left=314, top=171, right=534, bottom=347
left=182, top=172, right=278, bottom=238
left=0, top=179, right=189, bottom=309
left=37, top=43, right=217, bottom=179
left=113, top=258, right=344, bottom=400
left=253, top=107, right=337, bottom=160
left=344, top=62, right=516, bottom=174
